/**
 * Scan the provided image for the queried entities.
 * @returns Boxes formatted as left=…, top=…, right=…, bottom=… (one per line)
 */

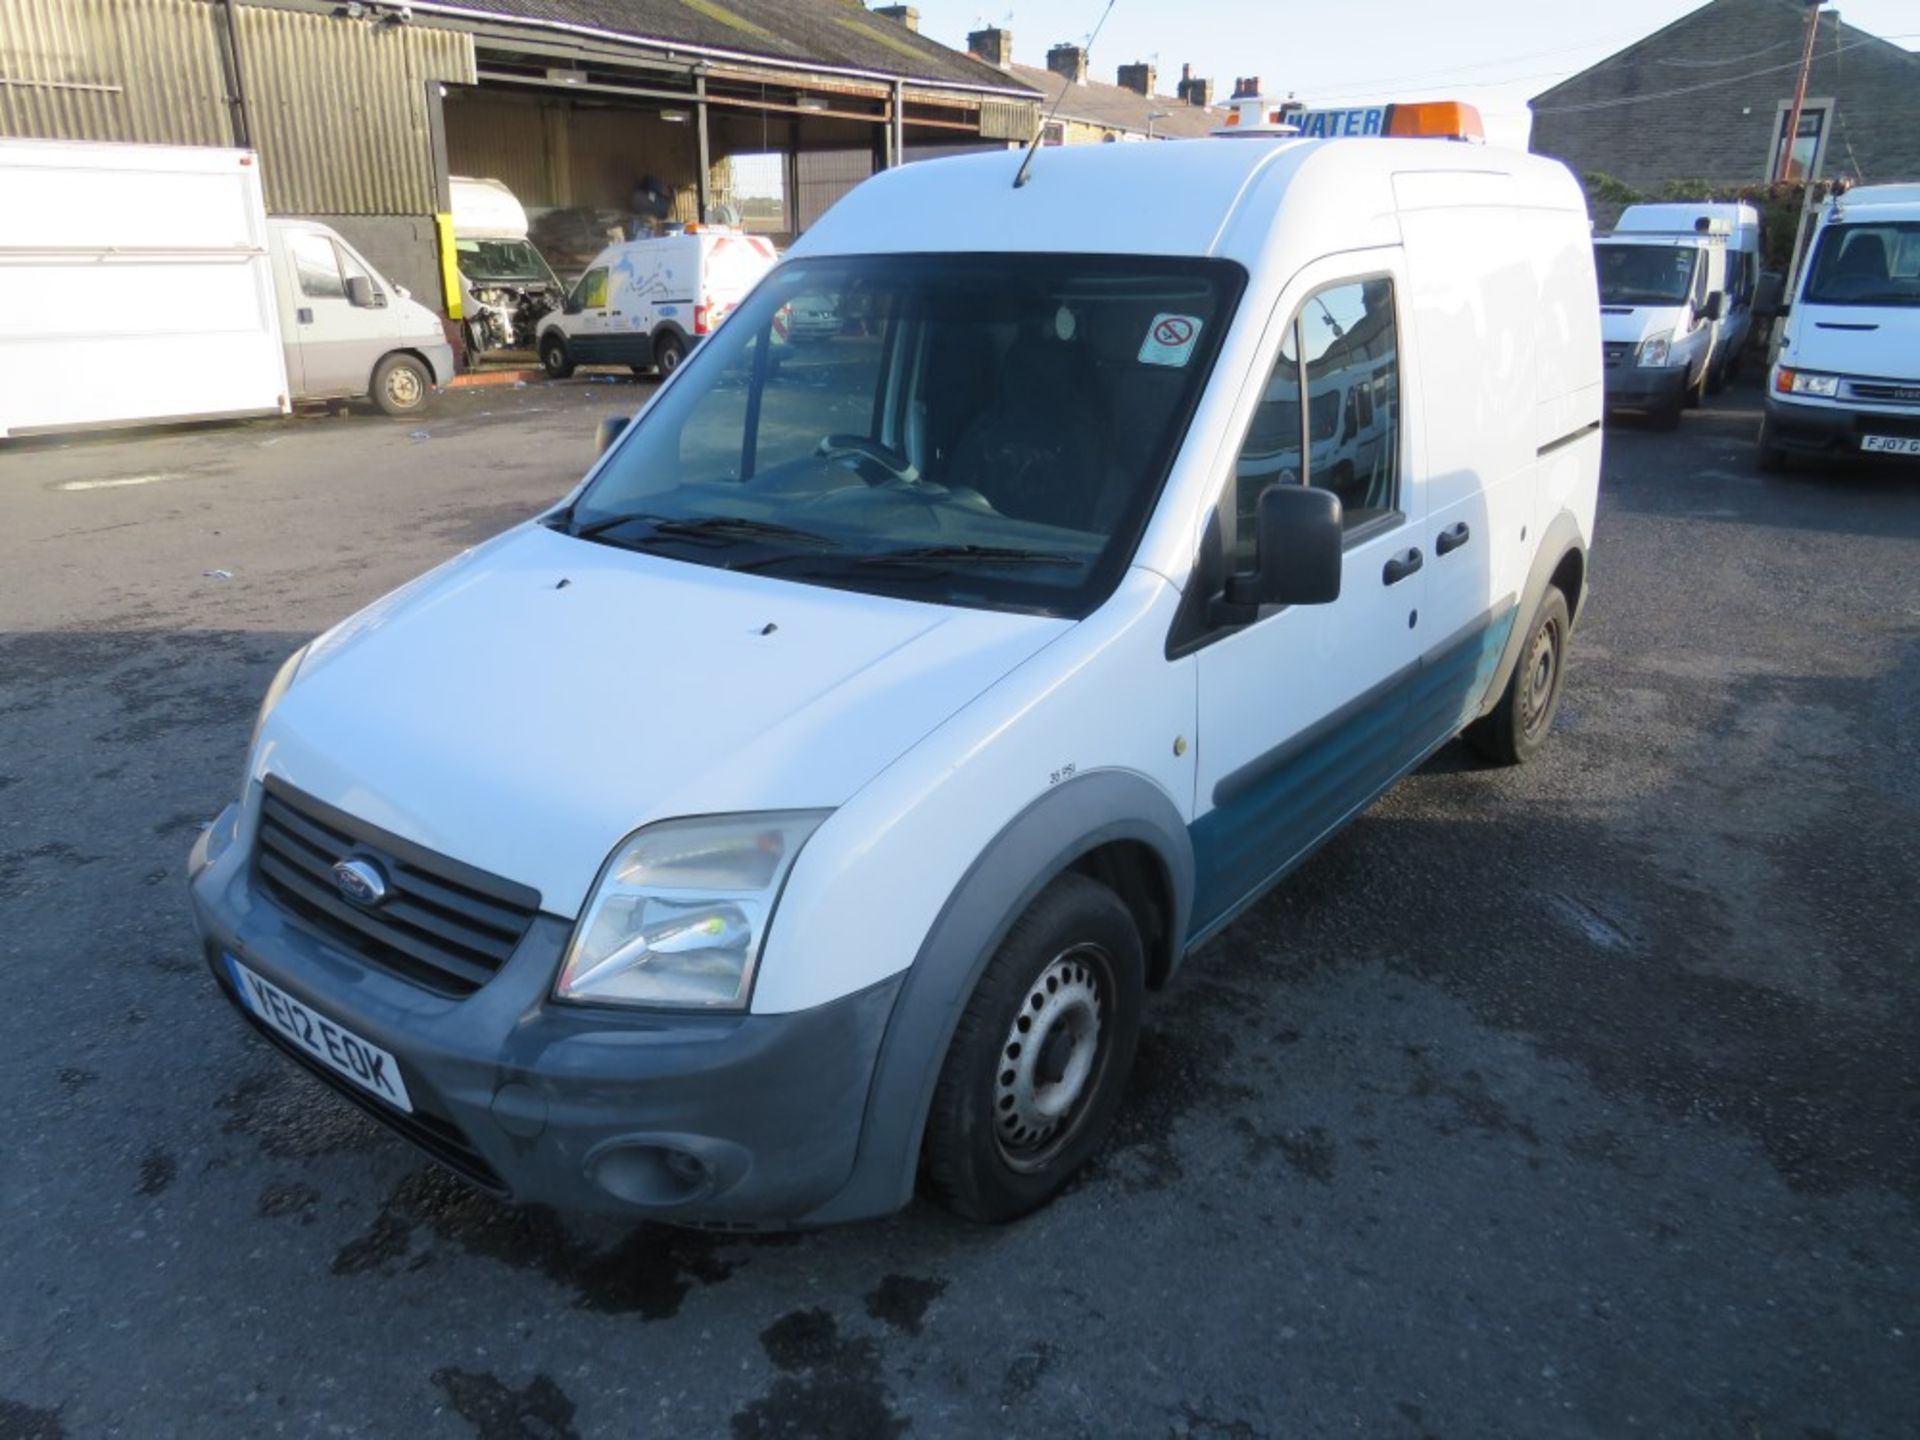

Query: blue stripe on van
left=1186, top=599, right=1515, bottom=940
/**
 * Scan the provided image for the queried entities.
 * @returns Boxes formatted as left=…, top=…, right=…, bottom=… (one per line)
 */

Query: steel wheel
left=991, top=945, right=1111, bottom=1173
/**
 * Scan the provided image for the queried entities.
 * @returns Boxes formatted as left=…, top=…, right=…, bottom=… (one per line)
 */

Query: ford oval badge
left=331, top=857, right=389, bottom=907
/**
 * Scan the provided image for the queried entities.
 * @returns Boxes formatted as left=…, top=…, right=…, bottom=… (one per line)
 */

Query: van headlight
left=1636, top=332, right=1672, bottom=368
left=251, top=643, right=309, bottom=751
left=1776, top=368, right=1840, bottom=398
left=556, top=812, right=828, bottom=1010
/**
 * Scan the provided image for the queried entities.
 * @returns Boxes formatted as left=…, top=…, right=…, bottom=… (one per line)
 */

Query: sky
left=904, top=0, right=1920, bottom=148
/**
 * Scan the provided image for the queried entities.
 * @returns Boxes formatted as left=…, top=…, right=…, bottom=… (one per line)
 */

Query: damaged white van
left=189, top=102, right=1602, bottom=1226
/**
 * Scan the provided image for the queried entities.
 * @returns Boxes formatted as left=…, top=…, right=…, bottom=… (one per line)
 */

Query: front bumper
left=421, top=340, right=458, bottom=387
left=187, top=798, right=902, bottom=1223
left=1603, top=362, right=1688, bottom=410
left=1763, top=392, right=1920, bottom=457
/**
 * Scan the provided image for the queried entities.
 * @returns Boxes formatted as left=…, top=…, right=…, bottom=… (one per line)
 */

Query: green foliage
left=1582, top=171, right=1645, bottom=206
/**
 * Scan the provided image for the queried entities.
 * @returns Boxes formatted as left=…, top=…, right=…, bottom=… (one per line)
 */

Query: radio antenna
left=1013, top=0, right=1117, bottom=189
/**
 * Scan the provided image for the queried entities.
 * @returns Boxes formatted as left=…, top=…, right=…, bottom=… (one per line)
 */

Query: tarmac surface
left=1, top=376, right=1915, bottom=1438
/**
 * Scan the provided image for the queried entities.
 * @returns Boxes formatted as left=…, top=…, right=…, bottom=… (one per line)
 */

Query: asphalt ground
left=1, top=376, right=1915, bottom=1439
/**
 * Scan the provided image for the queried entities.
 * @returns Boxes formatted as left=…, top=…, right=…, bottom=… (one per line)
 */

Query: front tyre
left=922, top=872, right=1144, bottom=1223
left=653, top=331, right=687, bottom=376
left=540, top=333, right=575, bottom=379
left=1468, top=585, right=1571, bottom=766
left=371, top=353, right=432, bottom=417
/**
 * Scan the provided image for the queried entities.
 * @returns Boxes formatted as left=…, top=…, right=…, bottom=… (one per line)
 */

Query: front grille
left=1848, top=380, right=1920, bottom=405
left=252, top=779, right=541, bottom=997
left=231, top=999, right=505, bottom=1192
left=1603, top=343, right=1631, bottom=369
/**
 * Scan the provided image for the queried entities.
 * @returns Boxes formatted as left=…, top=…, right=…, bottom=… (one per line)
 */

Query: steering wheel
left=817, top=434, right=919, bottom=485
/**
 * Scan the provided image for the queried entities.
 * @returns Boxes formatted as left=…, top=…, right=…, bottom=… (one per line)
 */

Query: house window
left=1769, top=100, right=1831, bottom=181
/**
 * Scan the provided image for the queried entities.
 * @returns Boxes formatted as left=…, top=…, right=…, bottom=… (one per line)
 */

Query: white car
left=189, top=102, right=1601, bottom=1227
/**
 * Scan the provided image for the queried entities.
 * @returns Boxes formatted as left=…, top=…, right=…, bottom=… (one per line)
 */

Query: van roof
left=790, top=137, right=1584, bottom=268
left=1830, top=183, right=1920, bottom=220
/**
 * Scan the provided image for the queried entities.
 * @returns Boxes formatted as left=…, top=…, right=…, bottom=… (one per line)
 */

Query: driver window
left=1229, top=276, right=1401, bottom=565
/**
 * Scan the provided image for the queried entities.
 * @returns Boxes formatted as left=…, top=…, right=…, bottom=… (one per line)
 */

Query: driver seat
left=948, top=336, right=1107, bottom=531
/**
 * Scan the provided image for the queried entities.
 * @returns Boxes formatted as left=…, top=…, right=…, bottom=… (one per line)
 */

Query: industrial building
left=0, top=0, right=1041, bottom=331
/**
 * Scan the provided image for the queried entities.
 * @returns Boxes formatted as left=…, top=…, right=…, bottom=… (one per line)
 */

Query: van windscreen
left=562, top=253, right=1245, bottom=618
left=1594, top=244, right=1698, bottom=306
left=1802, top=221, right=1920, bottom=307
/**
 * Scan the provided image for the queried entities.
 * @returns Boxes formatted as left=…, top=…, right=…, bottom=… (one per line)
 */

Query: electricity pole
left=1774, top=0, right=1823, bottom=182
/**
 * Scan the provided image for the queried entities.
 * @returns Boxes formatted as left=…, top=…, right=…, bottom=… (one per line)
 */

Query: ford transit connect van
left=1595, top=221, right=1730, bottom=428
left=189, top=105, right=1602, bottom=1226
left=536, top=227, right=777, bottom=379
left=1760, top=183, right=1920, bottom=469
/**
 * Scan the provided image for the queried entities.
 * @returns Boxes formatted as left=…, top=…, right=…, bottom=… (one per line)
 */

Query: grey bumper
left=1603, top=362, right=1687, bottom=410
left=187, top=800, right=902, bottom=1224
left=1763, top=392, right=1920, bottom=456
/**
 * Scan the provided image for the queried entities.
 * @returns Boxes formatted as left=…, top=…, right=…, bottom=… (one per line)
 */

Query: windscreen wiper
left=856, top=543, right=1082, bottom=569
left=571, top=512, right=840, bottom=549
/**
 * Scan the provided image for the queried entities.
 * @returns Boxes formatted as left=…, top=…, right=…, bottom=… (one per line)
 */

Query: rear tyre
left=371, top=354, right=431, bottom=417
left=922, top=872, right=1144, bottom=1224
left=1755, top=418, right=1789, bottom=474
left=653, top=331, right=687, bottom=376
left=1468, top=585, right=1571, bottom=767
left=540, top=334, right=575, bottom=380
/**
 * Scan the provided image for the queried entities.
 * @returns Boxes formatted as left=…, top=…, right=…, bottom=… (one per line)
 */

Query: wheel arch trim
left=1475, top=513, right=1588, bottom=723
left=798, top=768, right=1193, bottom=1224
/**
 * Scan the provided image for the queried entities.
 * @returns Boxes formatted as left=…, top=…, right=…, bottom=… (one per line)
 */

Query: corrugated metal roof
left=0, top=0, right=230, bottom=146
left=237, top=4, right=474, bottom=214
left=410, top=0, right=1040, bottom=95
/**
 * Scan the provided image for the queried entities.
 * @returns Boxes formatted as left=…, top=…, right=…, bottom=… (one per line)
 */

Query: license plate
left=226, top=955, right=413, bottom=1112
left=1861, top=435, right=1920, bottom=456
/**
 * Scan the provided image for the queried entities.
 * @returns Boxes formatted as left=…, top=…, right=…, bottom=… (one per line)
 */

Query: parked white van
left=189, top=105, right=1602, bottom=1226
left=535, top=226, right=777, bottom=379
left=1594, top=219, right=1731, bottom=427
left=268, top=217, right=455, bottom=417
left=1761, top=183, right=1920, bottom=469
left=1618, top=202, right=1762, bottom=385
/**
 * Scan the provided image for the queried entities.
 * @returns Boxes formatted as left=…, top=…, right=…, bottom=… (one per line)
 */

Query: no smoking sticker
left=1139, top=313, right=1203, bottom=367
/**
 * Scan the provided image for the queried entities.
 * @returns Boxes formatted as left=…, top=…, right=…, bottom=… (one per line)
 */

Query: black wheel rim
left=659, top=344, right=682, bottom=373
left=991, top=943, right=1113, bottom=1174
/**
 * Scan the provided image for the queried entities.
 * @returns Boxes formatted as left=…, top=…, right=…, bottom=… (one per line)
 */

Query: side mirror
left=594, top=415, right=629, bottom=457
left=1217, top=484, right=1343, bottom=621
left=564, top=297, right=583, bottom=316
left=1701, top=291, right=1725, bottom=323
left=345, top=275, right=380, bottom=309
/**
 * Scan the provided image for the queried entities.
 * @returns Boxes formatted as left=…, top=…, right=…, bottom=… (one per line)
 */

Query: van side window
left=577, top=268, right=608, bottom=310
left=1304, top=279, right=1400, bottom=527
left=1230, top=277, right=1400, bottom=563
left=288, top=231, right=345, bottom=301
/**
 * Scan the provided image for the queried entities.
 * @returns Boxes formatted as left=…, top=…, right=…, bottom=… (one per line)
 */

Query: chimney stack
left=1177, top=64, right=1213, bottom=108
left=967, top=26, right=1012, bottom=68
left=1117, top=62, right=1156, bottom=97
left=1231, top=76, right=1263, bottom=99
left=1047, top=43, right=1089, bottom=84
left=873, top=5, right=919, bottom=31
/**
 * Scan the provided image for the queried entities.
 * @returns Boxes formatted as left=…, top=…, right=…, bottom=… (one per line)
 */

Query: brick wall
left=1530, top=0, right=1920, bottom=192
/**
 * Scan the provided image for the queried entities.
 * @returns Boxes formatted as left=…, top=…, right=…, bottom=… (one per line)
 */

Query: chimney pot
left=1046, top=43, right=1089, bottom=84
left=967, top=26, right=1012, bottom=68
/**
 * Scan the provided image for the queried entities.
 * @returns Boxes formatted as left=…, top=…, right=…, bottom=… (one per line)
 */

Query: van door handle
left=1382, top=548, right=1423, bottom=586
left=297, top=307, right=313, bottom=324
left=1435, top=522, right=1470, bottom=556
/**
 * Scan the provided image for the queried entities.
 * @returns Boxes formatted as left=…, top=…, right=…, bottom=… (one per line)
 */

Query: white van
left=0, top=138, right=452, bottom=434
left=1760, top=183, right=1920, bottom=469
left=535, top=227, right=777, bottom=379
left=449, top=176, right=564, bottom=359
left=1594, top=221, right=1730, bottom=427
left=268, top=218, right=455, bottom=417
left=1618, top=202, right=1762, bottom=386
left=188, top=105, right=1602, bottom=1226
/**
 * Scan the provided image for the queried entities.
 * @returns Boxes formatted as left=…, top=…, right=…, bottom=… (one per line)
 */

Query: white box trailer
left=0, top=138, right=291, bottom=438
